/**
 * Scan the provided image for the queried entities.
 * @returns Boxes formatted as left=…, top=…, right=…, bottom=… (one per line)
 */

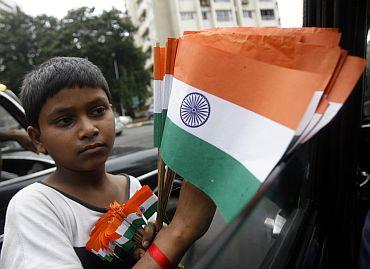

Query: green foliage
left=0, top=7, right=150, bottom=115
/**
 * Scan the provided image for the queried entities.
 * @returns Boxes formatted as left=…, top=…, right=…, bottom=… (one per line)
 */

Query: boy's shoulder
left=112, top=173, right=142, bottom=194
left=8, top=182, right=59, bottom=213
left=123, top=174, right=142, bottom=196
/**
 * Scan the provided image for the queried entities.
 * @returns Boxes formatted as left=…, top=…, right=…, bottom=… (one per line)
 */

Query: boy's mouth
left=78, top=143, right=106, bottom=154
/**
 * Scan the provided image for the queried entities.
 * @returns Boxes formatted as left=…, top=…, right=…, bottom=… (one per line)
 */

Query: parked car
left=115, top=116, right=124, bottom=136
left=118, top=115, right=133, bottom=125
left=146, top=103, right=154, bottom=120
left=0, top=89, right=182, bottom=252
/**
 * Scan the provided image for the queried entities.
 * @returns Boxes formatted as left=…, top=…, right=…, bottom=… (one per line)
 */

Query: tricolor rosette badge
left=86, top=185, right=158, bottom=261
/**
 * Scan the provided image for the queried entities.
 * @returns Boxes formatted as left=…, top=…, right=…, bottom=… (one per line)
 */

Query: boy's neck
left=52, top=165, right=108, bottom=188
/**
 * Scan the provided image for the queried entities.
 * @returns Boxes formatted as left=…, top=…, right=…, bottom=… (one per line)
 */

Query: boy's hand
left=133, top=181, right=216, bottom=268
left=132, top=222, right=157, bottom=260
left=2, top=129, right=38, bottom=153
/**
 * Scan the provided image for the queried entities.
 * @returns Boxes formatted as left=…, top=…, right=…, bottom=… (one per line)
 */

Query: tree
left=0, top=7, right=38, bottom=92
left=0, top=7, right=150, bottom=117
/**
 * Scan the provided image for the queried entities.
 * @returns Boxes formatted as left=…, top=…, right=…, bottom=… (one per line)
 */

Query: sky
left=16, top=0, right=126, bottom=19
left=16, top=0, right=303, bottom=27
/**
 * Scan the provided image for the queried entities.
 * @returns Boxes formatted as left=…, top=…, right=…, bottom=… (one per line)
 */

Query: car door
left=187, top=1, right=369, bottom=268
left=0, top=88, right=56, bottom=250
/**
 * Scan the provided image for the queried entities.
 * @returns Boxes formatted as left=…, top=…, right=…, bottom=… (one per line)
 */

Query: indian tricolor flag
left=161, top=38, right=178, bottom=132
left=287, top=50, right=349, bottom=151
left=182, top=32, right=341, bottom=140
left=127, top=185, right=158, bottom=220
left=153, top=45, right=165, bottom=147
left=114, top=222, right=136, bottom=251
left=301, top=55, right=367, bottom=143
left=160, top=37, right=326, bottom=221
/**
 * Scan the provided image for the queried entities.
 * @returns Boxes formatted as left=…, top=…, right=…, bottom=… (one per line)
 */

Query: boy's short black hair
left=20, top=57, right=111, bottom=128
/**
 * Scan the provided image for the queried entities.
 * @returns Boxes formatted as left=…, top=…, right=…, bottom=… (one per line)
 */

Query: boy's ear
left=27, top=126, right=47, bottom=154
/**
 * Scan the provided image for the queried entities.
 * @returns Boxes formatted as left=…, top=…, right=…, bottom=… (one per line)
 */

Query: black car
left=180, top=1, right=370, bottom=269
left=0, top=88, right=183, bottom=251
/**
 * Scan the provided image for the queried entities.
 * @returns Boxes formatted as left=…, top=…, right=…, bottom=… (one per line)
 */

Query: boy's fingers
left=142, top=222, right=156, bottom=248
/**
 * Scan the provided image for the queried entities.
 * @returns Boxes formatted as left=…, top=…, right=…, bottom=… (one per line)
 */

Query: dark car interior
left=1, top=157, right=54, bottom=179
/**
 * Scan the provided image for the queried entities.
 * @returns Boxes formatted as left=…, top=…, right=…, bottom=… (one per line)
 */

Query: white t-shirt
left=0, top=175, right=148, bottom=269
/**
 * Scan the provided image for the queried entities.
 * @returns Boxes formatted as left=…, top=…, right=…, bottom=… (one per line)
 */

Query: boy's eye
left=55, top=117, right=73, bottom=127
left=91, top=106, right=106, bottom=116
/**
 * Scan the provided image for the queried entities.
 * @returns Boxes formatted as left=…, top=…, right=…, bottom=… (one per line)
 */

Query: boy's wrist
left=147, top=243, right=177, bottom=269
left=154, top=225, right=192, bottom=263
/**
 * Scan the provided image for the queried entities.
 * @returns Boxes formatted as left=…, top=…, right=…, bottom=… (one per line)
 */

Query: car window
left=187, top=152, right=312, bottom=269
left=364, top=30, right=370, bottom=118
left=0, top=105, right=23, bottom=152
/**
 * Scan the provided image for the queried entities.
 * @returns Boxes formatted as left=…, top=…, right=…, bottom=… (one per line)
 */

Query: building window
left=200, top=0, right=210, bottom=7
left=216, top=10, right=233, bottom=22
left=214, top=0, right=230, bottom=2
left=142, top=28, right=149, bottom=39
left=241, top=0, right=249, bottom=4
left=242, top=10, right=252, bottom=18
left=180, top=11, right=196, bottom=20
left=260, top=9, right=275, bottom=20
left=202, top=11, right=210, bottom=20
left=139, top=10, right=146, bottom=23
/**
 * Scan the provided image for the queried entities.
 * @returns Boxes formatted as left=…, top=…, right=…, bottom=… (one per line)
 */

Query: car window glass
left=0, top=105, right=22, bottom=152
left=186, top=152, right=311, bottom=269
left=364, top=30, right=370, bottom=117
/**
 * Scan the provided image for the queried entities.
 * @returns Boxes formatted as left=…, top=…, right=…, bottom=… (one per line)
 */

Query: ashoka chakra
left=180, top=92, right=210, bottom=128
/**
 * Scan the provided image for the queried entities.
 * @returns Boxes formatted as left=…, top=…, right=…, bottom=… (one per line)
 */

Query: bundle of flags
left=153, top=27, right=367, bottom=222
left=86, top=185, right=157, bottom=261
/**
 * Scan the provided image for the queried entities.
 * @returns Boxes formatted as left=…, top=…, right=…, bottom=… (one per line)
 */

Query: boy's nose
left=78, top=118, right=99, bottom=140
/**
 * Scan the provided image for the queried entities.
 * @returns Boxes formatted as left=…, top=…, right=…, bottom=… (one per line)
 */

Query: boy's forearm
left=0, top=130, right=17, bottom=141
left=134, top=181, right=216, bottom=268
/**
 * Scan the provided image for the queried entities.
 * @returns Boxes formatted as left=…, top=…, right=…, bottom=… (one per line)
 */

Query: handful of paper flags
left=153, top=27, right=367, bottom=224
left=86, top=185, right=157, bottom=261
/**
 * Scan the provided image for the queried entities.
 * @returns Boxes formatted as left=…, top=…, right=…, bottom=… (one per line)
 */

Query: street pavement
left=114, top=121, right=154, bottom=149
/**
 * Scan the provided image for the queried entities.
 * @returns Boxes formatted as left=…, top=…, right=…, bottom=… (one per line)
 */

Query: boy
left=0, top=57, right=216, bottom=269
left=0, top=57, right=156, bottom=268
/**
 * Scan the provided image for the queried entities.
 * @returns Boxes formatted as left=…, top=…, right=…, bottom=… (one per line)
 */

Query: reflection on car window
left=0, top=106, right=22, bottom=152
left=0, top=106, right=20, bottom=131
left=363, top=30, right=370, bottom=117
left=190, top=152, right=310, bottom=269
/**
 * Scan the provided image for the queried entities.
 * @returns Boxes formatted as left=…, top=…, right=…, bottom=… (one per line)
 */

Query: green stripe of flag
left=143, top=202, right=157, bottom=220
left=160, top=119, right=261, bottom=222
left=161, top=109, right=167, bottom=136
left=115, top=239, right=135, bottom=252
left=154, top=112, right=162, bottom=147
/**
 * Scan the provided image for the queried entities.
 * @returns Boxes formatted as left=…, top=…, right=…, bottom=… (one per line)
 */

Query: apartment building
left=0, top=0, right=17, bottom=13
left=127, top=0, right=280, bottom=68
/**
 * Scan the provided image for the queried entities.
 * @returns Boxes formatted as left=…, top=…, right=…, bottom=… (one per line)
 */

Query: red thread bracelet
left=147, top=243, right=176, bottom=269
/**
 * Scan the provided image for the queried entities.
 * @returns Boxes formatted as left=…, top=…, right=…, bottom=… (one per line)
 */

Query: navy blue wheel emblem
left=180, top=92, right=210, bottom=128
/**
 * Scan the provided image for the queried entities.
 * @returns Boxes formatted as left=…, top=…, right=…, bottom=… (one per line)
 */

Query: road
left=114, top=123, right=154, bottom=149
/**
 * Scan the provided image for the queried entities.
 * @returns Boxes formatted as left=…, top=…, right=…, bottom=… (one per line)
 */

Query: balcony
left=137, top=0, right=147, bottom=19
left=200, top=0, right=210, bottom=7
left=138, top=18, right=150, bottom=37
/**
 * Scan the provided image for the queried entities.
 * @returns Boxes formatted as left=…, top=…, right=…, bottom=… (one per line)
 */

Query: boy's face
left=29, top=87, right=115, bottom=172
